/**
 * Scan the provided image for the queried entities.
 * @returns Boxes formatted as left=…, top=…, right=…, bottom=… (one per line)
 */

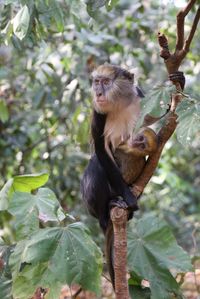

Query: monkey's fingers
left=110, top=197, right=129, bottom=210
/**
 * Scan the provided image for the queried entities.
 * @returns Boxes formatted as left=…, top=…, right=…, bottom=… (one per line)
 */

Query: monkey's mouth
left=96, top=97, right=107, bottom=104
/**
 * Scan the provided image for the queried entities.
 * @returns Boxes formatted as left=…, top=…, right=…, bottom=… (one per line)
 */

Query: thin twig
left=176, top=0, right=196, bottom=50
left=184, top=6, right=200, bottom=52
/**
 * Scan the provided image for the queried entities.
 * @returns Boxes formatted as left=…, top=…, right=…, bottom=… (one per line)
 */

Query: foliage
left=0, top=175, right=193, bottom=298
left=0, top=0, right=199, bottom=297
left=128, top=215, right=192, bottom=299
left=0, top=175, right=103, bottom=298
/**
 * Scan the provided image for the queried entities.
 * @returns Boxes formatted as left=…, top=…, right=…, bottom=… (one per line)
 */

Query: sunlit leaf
left=12, top=5, right=30, bottom=40
left=12, top=173, right=49, bottom=192
left=0, top=174, right=49, bottom=211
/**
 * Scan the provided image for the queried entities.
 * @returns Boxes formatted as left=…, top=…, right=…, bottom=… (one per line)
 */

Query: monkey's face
left=128, top=128, right=158, bottom=156
left=92, top=75, right=114, bottom=113
left=92, top=64, right=136, bottom=113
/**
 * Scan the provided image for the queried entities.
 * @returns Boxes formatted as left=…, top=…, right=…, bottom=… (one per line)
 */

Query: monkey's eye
left=138, top=135, right=144, bottom=142
left=94, top=79, right=100, bottom=85
left=103, top=78, right=111, bottom=85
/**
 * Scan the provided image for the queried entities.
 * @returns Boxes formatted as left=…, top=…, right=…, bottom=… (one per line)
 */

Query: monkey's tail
left=105, top=221, right=115, bottom=289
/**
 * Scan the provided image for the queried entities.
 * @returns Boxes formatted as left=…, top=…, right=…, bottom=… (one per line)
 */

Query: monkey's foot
left=109, top=196, right=129, bottom=210
left=109, top=197, right=134, bottom=221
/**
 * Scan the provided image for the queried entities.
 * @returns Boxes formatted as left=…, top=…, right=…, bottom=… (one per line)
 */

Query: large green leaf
left=176, top=99, right=200, bottom=146
left=12, top=5, right=30, bottom=40
left=0, top=173, right=49, bottom=211
left=128, top=215, right=192, bottom=299
left=8, top=188, right=65, bottom=239
left=10, top=223, right=103, bottom=297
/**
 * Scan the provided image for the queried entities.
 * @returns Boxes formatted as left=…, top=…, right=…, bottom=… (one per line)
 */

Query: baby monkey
left=114, top=127, right=158, bottom=185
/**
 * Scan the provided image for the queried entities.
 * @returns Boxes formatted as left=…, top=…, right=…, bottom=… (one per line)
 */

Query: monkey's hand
left=169, top=71, right=185, bottom=90
left=109, top=192, right=136, bottom=221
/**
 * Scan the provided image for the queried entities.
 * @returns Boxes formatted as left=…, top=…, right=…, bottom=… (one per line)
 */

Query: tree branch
left=110, top=207, right=129, bottom=299
left=184, top=5, right=200, bottom=52
left=176, top=0, right=196, bottom=51
left=158, top=1, right=200, bottom=74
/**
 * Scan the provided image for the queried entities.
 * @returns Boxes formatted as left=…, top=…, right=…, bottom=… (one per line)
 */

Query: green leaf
left=176, top=99, right=200, bottom=146
left=0, top=242, right=13, bottom=299
left=129, top=286, right=151, bottom=299
left=10, top=224, right=103, bottom=295
left=0, top=277, right=12, bottom=299
left=53, top=3, right=64, bottom=32
left=0, top=174, right=49, bottom=211
left=127, top=215, right=192, bottom=299
left=86, top=0, right=107, bottom=17
left=8, top=188, right=65, bottom=238
left=0, top=100, right=9, bottom=123
left=0, top=179, right=13, bottom=211
left=136, top=84, right=176, bottom=130
left=12, top=5, right=30, bottom=40
left=105, top=0, right=119, bottom=11
left=12, top=173, right=49, bottom=192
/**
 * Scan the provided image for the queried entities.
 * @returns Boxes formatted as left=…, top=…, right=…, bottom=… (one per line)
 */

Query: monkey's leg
left=81, top=155, right=111, bottom=232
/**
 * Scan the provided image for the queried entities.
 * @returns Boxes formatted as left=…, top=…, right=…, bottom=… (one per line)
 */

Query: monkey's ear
left=136, top=86, right=145, bottom=98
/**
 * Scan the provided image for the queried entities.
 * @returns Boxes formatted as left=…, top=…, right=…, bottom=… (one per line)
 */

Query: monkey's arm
left=91, top=110, right=138, bottom=210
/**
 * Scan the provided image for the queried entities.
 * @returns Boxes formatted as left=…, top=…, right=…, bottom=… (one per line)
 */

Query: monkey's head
left=129, top=127, right=158, bottom=156
left=91, top=64, right=138, bottom=113
left=119, top=127, right=158, bottom=157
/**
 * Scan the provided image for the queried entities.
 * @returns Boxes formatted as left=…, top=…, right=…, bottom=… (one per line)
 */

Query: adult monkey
left=81, top=64, right=143, bottom=232
left=81, top=63, right=185, bottom=287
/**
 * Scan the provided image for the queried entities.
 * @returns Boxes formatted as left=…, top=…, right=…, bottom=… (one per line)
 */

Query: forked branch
left=158, top=0, right=200, bottom=74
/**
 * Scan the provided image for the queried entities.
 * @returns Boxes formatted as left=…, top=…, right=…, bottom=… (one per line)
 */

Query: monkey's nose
left=96, top=92, right=102, bottom=97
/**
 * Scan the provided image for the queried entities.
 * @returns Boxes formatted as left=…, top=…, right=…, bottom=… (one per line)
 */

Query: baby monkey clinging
left=81, top=64, right=143, bottom=232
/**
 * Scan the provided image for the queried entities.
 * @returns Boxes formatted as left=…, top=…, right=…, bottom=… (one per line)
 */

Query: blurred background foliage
left=0, top=0, right=199, bottom=256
